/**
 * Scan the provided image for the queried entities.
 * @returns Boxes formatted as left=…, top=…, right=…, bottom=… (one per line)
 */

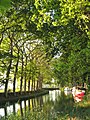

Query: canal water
left=0, top=90, right=62, bottom=119
left=0, top=90, right=61, bottom=120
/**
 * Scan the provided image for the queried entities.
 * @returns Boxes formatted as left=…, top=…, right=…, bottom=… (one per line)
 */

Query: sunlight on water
left=49, top=90, right=61, bottom=101
left=7, top=105, right=14, bottom=115
left=0, top=108, right=4, bottom=117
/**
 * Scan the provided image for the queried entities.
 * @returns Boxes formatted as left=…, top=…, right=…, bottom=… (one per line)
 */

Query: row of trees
left=0, top=0, right=53, bottom=97
left=51, top=21, right=90, bottom=87
left=0, top=0, right=90, bottom=97
left=49, top=0, right=90, bottom=87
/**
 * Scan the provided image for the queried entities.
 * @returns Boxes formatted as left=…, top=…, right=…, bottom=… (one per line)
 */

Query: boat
left=72, top=87, right=85, bottom=102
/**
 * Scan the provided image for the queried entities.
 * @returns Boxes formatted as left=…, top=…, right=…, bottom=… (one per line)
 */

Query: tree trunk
left=31, top=76, right=34, bottom=91
left=4, top=37, right=13, bottom=97
left=33, top=78, right=36, bottom=91
left=20, top=51, right=24, bottom=94
left=24, top=56, right=27, bottom=93
left=38, top=72, right=43, bottom=89
left=36, top=80, right=39, bottom=90
left=13, top=50, right=19, bottom=95
left=28, top=77, right=31, bottom=92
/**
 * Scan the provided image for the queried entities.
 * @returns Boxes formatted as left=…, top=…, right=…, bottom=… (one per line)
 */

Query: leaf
left=0, top=0, right=11, bottom=13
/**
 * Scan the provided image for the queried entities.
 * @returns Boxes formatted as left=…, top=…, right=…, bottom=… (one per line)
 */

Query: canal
left=0, top=90, right=61, bottom=119
left=0, top=90, right=89, bottom=120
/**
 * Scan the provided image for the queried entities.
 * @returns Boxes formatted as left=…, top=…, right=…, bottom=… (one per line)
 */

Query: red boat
left=72, top=87, right=85, bottom=102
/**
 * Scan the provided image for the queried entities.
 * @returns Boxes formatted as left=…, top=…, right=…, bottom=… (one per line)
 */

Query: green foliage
left=0, top=0, right=11, bottom=13
left=0, top=0, right=90, bottom=92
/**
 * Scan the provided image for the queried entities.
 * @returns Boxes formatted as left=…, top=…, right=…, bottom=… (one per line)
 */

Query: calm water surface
left=0, top=90, right=62, bottom=119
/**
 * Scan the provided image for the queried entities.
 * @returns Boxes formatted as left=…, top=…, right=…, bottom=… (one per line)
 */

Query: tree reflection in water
left=0, top=90, right=90, bottom=120
left=0, top=90, right=60, bottom=119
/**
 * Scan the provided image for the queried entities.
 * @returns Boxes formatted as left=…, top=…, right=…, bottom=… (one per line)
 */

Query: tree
left=4, top=34, right=13, bottom=97
left=0, top=0, right=90, bottom=94
left=0, top=0, right=11, bottom=13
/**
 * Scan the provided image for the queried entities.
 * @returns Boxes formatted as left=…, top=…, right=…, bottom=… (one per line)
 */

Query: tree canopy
left=0, top=0, right=11, bottom=13
left=0, top=0, right=90, bottom=96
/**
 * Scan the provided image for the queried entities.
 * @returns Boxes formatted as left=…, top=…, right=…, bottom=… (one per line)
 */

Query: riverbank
left=0, top=89, right=49, bottom=104
left=42, top=87, right=59, bottom=90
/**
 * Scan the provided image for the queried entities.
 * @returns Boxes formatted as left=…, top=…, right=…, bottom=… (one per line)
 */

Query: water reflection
left=49, top=90, right=61, bottom=101
left=64, top=89, right=72, bottom=96
left=0, top=90, right=61, bottom=119
left=0, top=90, right=89, bottom=120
